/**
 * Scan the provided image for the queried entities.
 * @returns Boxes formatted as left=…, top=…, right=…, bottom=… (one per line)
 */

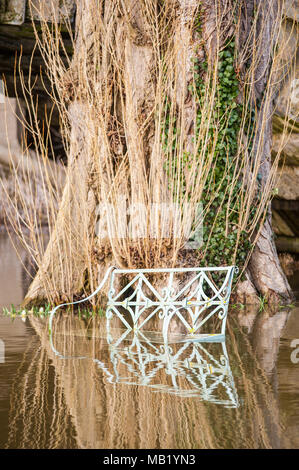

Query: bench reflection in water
left=50, top=320, right=239, bottom=409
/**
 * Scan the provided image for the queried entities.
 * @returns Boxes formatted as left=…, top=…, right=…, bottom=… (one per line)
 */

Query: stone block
left=26, top=0, right=76, bottom=23
left=0, top=0, right=26, bottom=25
left=272, top=132, right=299, bottom=166
left=276, top=165, right=299, bottom=199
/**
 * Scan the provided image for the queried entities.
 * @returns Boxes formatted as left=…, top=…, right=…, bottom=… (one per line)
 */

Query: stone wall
left=0, top=0, right=75, bottom=25
left=0, top=92, right=64, bottom=228
left=0, top=1, right=298, bottom=255
left=272, top=0, right=299, bottom=254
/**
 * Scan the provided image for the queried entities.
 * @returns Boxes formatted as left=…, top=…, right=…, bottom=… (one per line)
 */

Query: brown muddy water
left=0, top=233, right=298, bottom=449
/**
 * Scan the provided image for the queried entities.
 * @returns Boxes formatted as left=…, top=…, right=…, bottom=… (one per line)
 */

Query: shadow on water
left=0, top=233, right=298, bottom=448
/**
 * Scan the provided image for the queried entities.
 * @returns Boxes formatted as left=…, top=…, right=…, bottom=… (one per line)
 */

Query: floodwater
left=0, top=233, right=298, bottom=449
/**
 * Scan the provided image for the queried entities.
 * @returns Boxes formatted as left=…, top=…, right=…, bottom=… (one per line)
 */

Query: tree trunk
left=23, top=0, right=294, bottom=307
left=24, top=2, right=104, bottom=304
left=24, top=103, right=98, bottom=305
left=237, top=0, right=293, bottom=303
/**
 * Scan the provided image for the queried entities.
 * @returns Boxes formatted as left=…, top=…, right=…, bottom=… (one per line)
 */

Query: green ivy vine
left=162, top=36, right=260, bottom=275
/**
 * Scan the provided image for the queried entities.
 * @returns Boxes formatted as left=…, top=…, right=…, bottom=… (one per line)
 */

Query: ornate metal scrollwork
left=103, top=329, right=239, bottom=407
left=106, top=266, right=236, bottom=340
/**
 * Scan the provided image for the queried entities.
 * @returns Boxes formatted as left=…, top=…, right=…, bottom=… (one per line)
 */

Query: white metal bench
left=106, top=266, right=237, bottom=341
left=49, top=265, right=237, bottom=342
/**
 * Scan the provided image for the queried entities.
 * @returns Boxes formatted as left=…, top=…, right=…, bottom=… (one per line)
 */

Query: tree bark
left=24, top=2, right=102, bottom=304
left=240, top=0, right=293, bottom=303
left=23, top=0, right=295, bottom=307
left=24, top=103, right=98, bottom=305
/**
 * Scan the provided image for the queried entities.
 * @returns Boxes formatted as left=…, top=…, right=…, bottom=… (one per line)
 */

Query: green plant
left=162, top=36, right=262, bottom=279
left=2, top=303, right=106, bottom=319
left=258, top=295, right=268, bottom=313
